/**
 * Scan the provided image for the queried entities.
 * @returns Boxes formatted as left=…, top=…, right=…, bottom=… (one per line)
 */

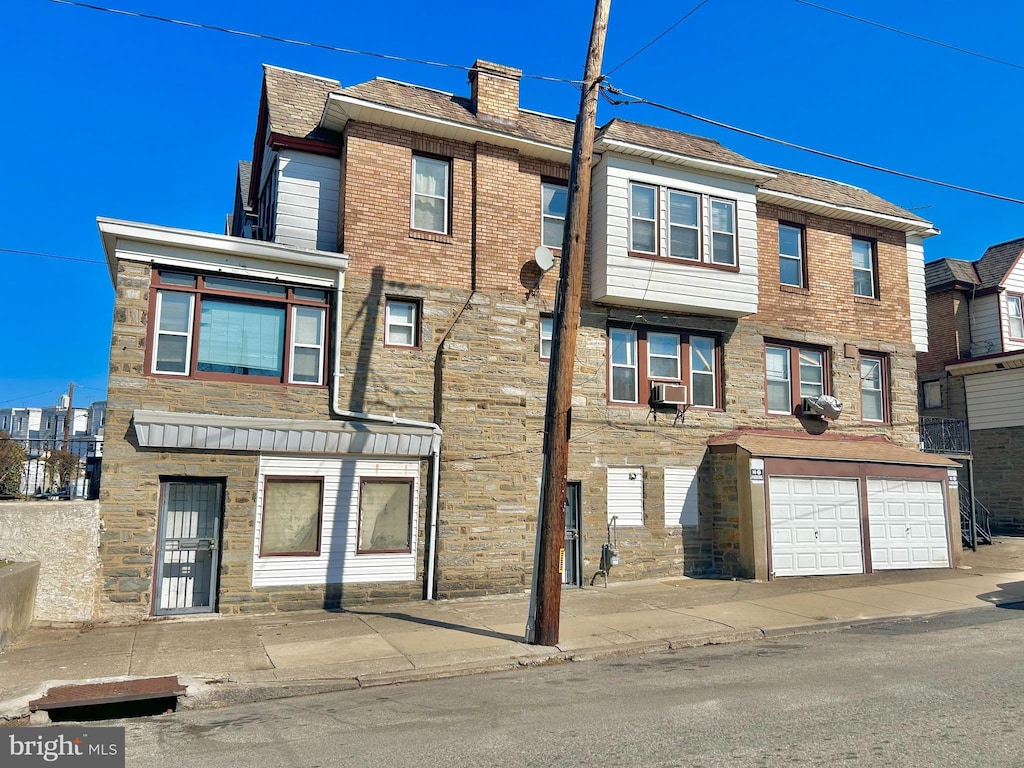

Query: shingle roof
left=263, top=64, right=342, bottom=143
left=237, top=160, right=252, bottom=214
left=975, top=237, right=1024, bottom=289
left=761, top=168, right=927, bottom=223
left=337, top=77, right=576, bottom=148
left=595, top=118, right=769, bottom=171
left=709, top=430, right=956, bottom=467
left=924, top=258, right=979, bottom=291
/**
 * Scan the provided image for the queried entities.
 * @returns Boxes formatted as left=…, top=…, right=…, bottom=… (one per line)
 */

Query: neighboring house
left=918, top=238, right=1024, bottom=534
left=95, top=60, right=959, bottom=621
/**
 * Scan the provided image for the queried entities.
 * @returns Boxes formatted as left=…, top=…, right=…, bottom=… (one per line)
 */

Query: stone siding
left=971, top=426, right=1024, bottom=534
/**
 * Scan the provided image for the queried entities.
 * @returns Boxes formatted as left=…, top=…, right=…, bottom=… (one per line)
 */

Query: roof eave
left=595, top=137, right=776, bottom=183
left=946, top=349, right=1024, bottom=376
left=322, top=93, right=571, bottom=163
left=757, top=189, right=938, bottom=237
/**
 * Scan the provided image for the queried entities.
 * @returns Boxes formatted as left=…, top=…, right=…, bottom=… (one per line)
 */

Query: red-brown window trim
left=540, top=177, right=567, bottom=254
left=410, top=152, right=453, bottom=238
left=778, top=221, right=808, bottom=289
left=764, top=340, right=832, bottom=417
left=146, top=269, right=330, bottom=386
left=607, top=325, right=723, bottom=410
left=852, top=236, right=880, bottom=299
left=384, top=296, right=423, bottom=350
left=259, top=476, right=324, bottom=558
left=356, top=477, right=415, bottom=555
left=859, top=351, right=891, bottom=425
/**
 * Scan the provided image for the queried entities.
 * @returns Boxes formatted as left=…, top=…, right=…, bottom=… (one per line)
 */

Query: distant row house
left=95, top=60, right=961, bottom=620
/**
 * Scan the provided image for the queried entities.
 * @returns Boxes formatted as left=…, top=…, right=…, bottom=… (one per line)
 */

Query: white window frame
left=860, top=354, right=886, bottom=423
left=289, top=306, right=326, bottom=385
left=689, top=335, right=717, bottom=409
left=539, top=315, right=553, bottom=361
left=852, top=237, right=877, bottom=298
left=647, top=331, right=681, bottom=381
left=765, top=345, right=793, bottom=415
left=385, top=299, right=419, bottom=348
left=629, top=183, right=658, bottom=255
left=609, top=328, right=639, bottom=403
left=541, top=182, right=567, bottom=250
left=153, top=290, right=195, bottom=375
left=779, top=223, right=804, bottom=287
left=710, top=198, right=737, bottom=266
left=411, top=155, right=450, bottom=234
left=798, top=349, right=825, bottom=400
left=1007, top=294, right=1024, bottom=340
left=667, top=190, right=700, bottom=261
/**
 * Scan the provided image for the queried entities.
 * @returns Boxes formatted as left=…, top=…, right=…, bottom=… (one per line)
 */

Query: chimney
left=468, top=59, right=522, bottom=125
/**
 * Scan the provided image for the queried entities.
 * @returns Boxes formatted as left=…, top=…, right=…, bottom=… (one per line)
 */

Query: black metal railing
left=919, top=417, right=971, bottom=454
left=960, top=494, right=993, bottom=548
left=0, top=437, right=102, bottom=501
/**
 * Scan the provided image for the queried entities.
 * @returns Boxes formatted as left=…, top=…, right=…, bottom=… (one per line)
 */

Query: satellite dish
left=534, top=245, right=554, bottom=272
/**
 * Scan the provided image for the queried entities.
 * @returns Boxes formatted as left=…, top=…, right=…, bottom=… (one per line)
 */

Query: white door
left=769, top=476, right=864, bottom=576
left=868, top=479, right=949, bottom=570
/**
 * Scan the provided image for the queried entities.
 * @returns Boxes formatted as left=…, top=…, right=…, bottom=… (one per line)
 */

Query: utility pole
left=527, top=0, right=611, bottom=646
left=63, top=382, right=74, bottom=448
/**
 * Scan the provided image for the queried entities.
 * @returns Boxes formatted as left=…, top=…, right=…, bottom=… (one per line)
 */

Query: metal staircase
left=960, top=495, right=993, bottom=548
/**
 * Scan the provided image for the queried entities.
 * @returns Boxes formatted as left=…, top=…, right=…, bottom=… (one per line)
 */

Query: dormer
left=590, top=119, right=775, bottom=318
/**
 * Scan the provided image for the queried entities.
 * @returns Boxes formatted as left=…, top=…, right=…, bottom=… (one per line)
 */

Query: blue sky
left=2, top=0, right=1022, bottom=408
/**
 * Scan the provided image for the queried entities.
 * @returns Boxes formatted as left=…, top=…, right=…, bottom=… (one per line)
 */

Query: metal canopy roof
left=133, top=410, right=439, bottom=458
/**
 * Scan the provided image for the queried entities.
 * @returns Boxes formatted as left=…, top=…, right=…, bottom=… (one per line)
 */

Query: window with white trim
left=541, top=182, right=567, bottom=249
left=766, top=343, right=828, bottom=415
left=411, top=155, right=450, bottom=234
left=628, top=182, right=738, bottom=267
left=860, top=353, right=888, bottom=423
left=539, top=314, right=553, bottom=360
left=609, top=327, right=719, bottom=408
left=1007, top=294, right=1024, bottom=340
left=385, top=299, right=420, bottom=348
left=151, top=271, right=327, bottom=385
left=852, top=237, right=877, bottom=298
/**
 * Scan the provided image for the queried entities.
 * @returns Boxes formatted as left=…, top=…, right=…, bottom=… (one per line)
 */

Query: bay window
left=628, top=182, right=738, bottom=267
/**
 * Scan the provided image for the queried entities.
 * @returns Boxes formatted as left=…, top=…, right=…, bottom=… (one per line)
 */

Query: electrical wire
left=0, top=247, right=106, bottom=265
left=606, top=0, right=712, bottom=76
left=46, top=0, right=581, bottom=85
left=602, top=87, right=1024, bottom=206
left=793, top=0, right=1024, bottom=72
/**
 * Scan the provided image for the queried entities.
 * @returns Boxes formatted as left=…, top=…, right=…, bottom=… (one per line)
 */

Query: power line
left=602, top=87, right=1024, bottom=206
left=793, top=0, right=1024, bottom=72
left=0, top=247, right=106, bottom=265
left=606, top=0, right=712, bottom=76
left=46, top=0, right=580, bottom=85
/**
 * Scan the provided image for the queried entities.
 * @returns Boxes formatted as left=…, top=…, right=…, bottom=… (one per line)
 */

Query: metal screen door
left=155, top=479, right=223, bottom=615
left=562, top=481, right=583, bottom=587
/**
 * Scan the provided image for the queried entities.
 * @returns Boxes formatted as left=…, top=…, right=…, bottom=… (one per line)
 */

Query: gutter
left=328, top=268, right=444, bottom=599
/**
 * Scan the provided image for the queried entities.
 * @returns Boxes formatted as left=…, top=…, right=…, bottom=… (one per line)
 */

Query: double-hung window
left=628, top=182, right=737, bottom=267
left=385, top=298, right=420, bottom=348
left=766, top=343, right=828, bottom=415
left=779, top=223, right=805, bottom=287
left=1007, top=294, right=1024, bottom=340
left=541, top=182, right=567, bottom=250
left=609, top=327, right=719, bottom=408
left=860, top=354, right=887, bottom=423
left=151, top=271, right=328, bottom=385
left=411, top=155, right=450, bottom=234
left=539, top=314, right=553, bottom=360
left=852, top=237, right=877, bottom=298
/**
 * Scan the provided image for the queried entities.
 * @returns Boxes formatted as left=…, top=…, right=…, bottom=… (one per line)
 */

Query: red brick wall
left=918, top=289, right=969, bottom=373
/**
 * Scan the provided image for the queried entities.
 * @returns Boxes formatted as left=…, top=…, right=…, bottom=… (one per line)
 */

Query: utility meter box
left=601, top=543, right=620, bottom=571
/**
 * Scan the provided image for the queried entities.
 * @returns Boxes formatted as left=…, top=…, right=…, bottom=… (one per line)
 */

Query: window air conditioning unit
left=803, top=394, right=844, bottom=420
left=652, top=383, right=688, bottom=406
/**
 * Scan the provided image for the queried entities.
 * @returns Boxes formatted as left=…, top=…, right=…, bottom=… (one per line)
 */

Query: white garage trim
left=868, top=478, right=949, bottom=570
left=769, top=476, right=864, bottom=576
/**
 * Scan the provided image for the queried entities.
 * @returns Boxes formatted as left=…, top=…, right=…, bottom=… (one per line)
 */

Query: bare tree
left=0, top=432, right=27, bottom=498
left=45, top=448, right=80, bottom=494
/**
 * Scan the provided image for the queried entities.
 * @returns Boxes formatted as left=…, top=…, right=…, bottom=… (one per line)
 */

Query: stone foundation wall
left=971, top=426, right=1024, bottom=534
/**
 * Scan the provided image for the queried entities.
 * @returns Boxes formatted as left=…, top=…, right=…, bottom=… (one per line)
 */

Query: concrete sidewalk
left=3, top=539, right=1024, bottom=721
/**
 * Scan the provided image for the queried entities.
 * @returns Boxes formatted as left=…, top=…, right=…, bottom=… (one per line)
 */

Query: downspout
left=328, top=267, right=444, bottom=597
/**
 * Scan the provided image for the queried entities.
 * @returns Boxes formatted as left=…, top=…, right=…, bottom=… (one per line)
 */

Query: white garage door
left=769, top=477, right=864, bottom=576
left=868, top=479, right=949, bottom=570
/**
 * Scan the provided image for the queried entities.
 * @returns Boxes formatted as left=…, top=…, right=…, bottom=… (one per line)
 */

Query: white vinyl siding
left=963, top=369, right=1024, bottom=430
left=591, top=155, right=759, bottom=318
left=253, top=455, right=419, bottom=587
left=273, top=151, right=341, bottom=252
left=607, top=466, right=644, bottom=526
left=664, top=467, right=699, bottom=527
left=905, top=235, right=929, bottom=353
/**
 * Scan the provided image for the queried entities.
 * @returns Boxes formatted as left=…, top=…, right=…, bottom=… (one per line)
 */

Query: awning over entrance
left=708, top=430, right=958, bottom=467
left=132, top=410, right=439, bottom=458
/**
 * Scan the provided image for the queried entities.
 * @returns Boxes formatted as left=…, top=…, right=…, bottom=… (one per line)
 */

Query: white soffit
left=133, top=410, right=438, bottom=458
left=756, top=189, right=938, bottom=236
left=946, top=351, right=1024, bottom=376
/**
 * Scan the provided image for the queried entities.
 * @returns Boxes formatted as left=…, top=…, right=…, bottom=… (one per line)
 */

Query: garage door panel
left=769, top=476, right=863, bottom=577
left=867, top=478, right=949, bottom=570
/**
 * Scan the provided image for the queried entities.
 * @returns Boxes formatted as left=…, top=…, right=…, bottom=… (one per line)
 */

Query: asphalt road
left=117, top=607, right=1024, bottom=767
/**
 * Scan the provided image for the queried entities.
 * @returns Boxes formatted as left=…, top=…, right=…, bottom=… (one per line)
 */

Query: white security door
left=769, top=476, right=864, bottom=576
left=868, top=479, right=949, bottom=570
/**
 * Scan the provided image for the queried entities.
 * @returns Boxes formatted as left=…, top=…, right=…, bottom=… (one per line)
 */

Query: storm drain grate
left=29, top=676, right=187, bottom=720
